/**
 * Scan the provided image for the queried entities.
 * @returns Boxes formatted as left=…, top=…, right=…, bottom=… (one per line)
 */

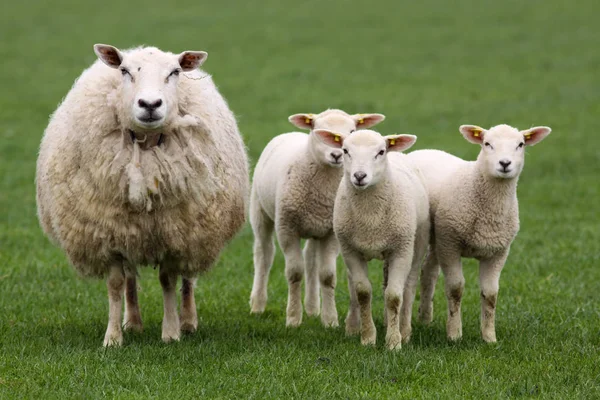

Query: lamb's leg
left=303, top=239, right=320, bottom=317
left=159, top=266, right=180, bottom=342
left=345, top=270, right=360, bottom=336
left=104, top=264, right=125, bottom=347
left=180, top=276, right=198, bottom=333
left=401, top=237, right=428, bottom=344
left=438, top=252, right=464, bottom=341
left=384, top=254, right=412, bottom=350
left=479, top=253, right=507, bottom=343
left=418, top=250, right=440, bottom=324
left=249, top=200, right=275, bottom=314
left=344, top=252, right=375, bottom=345
left=277, top=229, right=304, bottom=327
left=318, top=235, right=339, bottom=327
left=383, top=261, right=389, bottom=326
left=123, top=268, right=143, bottom=333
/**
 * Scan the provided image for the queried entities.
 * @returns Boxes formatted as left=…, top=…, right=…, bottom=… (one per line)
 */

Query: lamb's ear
left=288, top=113, right=315, bottom=130
left=459, top=125, right=486, bottom=144
left=521, top=126, right=551, bottom=146
left=94, top=44, right=123, bottom=69
left=385, top=134, right=416, bottom=152
left=353, top=113, right=386, bottom=129
left=313, top=129, right=344, bottom=148
left=179, top=51, right=208, bottom=71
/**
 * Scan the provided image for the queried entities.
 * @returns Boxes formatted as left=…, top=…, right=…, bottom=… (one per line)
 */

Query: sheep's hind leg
left=159, top=265, right=180, bottom=342
left=249, top=199, right=275, bottom=314
left=123, top=268, right=143, bottom=333
left=104, top=264, right=125, bottom=347
left=180, top=276, right=198, bottom=333
left=418, top=250, right=440, bottom=324
left=303, top=239, right=320, bottom=317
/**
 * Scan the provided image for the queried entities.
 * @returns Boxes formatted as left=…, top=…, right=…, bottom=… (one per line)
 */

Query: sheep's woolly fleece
left=36, top=46, right=249, bottom=278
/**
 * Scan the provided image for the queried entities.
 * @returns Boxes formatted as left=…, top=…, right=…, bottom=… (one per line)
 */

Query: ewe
left=250, top=110, right=385, bottom=327
left=36, top=44, right=249, bottom=346
left=315, top=129, right=429, bottom=349
left=407, top=124, right=551, bottom=342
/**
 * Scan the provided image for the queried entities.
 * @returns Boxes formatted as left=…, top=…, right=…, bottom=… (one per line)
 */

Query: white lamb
left=315, top=128, right=430, bottom=349
left=249, top=109, right=385, bottom=327
left=36, top=44, right=249, bottom=346
left=407, top=124, right=551, bottom=342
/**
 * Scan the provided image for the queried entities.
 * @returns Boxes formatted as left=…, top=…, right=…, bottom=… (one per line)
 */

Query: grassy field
left=1, top=0, right=599, bottom=398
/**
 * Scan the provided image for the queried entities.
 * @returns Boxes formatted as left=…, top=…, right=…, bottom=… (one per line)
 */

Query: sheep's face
left=94, top=44, right=207, bottom=132
left=313, top=129, right=416, bottom=190
left=460, top=124, right=551, bottom=179
left=289, top=111, right=385, bottom=167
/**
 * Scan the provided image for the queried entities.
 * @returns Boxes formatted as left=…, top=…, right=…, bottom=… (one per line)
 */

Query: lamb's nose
left=331, top=153, right=342, bottom=162
left=499, top=160, right=512, bottom=170
left=138, top=99, right=163, bottom=110
left=353, top=171, right=367, bottom=182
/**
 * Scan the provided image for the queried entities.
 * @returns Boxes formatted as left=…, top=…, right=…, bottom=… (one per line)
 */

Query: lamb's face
left=313, top=129, right=417, bottom=190
left=94, top=44, right=207, bottom=131
left=288, top=111, right=386, bottom=167
left=460, top=124, right=552, bottom=179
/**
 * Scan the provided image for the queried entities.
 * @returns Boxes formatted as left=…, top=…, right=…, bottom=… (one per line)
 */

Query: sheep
left=407, top=124, right=551, bottom=342
left=249, top=109, right=385, bottom=327
left=314, top=128, right=430, bottom=349
left=36, top=44, right=249, bottom=346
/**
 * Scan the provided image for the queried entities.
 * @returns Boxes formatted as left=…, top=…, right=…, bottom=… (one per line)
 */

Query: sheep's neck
left=471, top=163, right=519, bottom=212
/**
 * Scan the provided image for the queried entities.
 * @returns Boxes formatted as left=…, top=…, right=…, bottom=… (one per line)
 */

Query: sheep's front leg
left=159, top=267, right=180, bottom=342
left=249, top=199, right=275, bottom=314
left=123, top=269, right=143, bottom=333
left=318, top=235, right=339, bottom=327
left=303, top=239, right=320, bottom=317
left=277, top=230, right=304, bottom=327
left=479, top=253, right=507, bottom=343
left=104, top=264, right=125, bottom=347
left=344, top=252, right=375, bottom=345
left=180, top=276, right=198, bottom=333
left=345, top=270, right=360, bottom=336
left=418, top=250, right=440, bottom=324
left=438, top=251, right=464, bottom=341
left=385, top=254, right=412, bottom=350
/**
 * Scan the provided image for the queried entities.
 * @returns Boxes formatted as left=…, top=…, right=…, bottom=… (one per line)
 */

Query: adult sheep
left=36, top=44, right=249, bottom=346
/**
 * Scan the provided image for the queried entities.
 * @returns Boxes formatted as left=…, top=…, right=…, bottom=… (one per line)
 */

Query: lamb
left=36, top=44, right=249, bottom=346
left=407, top=124, right=551, bottom=342
left=314, top=128, right=430, bottom=349
left=249, top=109, right=385, bottom=327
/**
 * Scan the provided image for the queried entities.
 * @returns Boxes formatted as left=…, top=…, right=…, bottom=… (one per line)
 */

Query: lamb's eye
left=517, top=142, right=524, bottom=149
left=120, top=68, right=130, bottom=76
left=377, top=150, right=385, bottom=157
left=350, top=129, right=356, bottom=134
left=169, top=69, right=181, bottom=78
left=343, top=148, right=348, bottom=155
left=484, top=142, right=492, bottom=148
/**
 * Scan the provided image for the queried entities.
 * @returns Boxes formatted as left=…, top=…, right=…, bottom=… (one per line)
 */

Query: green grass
left=1, top=0, right=599, bottom=398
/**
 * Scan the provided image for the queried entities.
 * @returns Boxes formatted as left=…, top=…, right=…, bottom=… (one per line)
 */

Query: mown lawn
left=1, top=0, right=599, bottom=398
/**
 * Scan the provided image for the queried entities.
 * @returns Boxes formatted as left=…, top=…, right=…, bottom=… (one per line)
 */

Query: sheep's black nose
left=353, top=171, right=367, bottom=182
left=499, top=160, right=512, bottom=170
left=138, top=99, right=163, bottom=110
left=331, top=153, right=342, bottom=162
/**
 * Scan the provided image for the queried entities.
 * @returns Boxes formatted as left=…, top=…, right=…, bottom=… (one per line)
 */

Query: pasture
left=1, top=0, right=599, bottom=398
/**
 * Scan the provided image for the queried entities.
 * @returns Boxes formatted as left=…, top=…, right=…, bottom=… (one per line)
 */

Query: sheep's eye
left=343, top=148, right=349, bottom=155
left=350, top=129, right=355, bottom=134
left=169, top=69, right=181, bottom=78
left=517, top=142, right=524, bottom=149
left=484, top=142, right=492, bottom=148
left=377, top=150, right=385, bottom=157
left=120, top=68, right=130, bottom=76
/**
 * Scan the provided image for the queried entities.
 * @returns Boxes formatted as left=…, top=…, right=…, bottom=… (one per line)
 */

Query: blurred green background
left=1, top=0, right=599, bottom=398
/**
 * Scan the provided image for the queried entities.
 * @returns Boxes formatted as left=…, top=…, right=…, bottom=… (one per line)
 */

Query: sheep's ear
left=288, top=114, right=315, bottom=130
left=94, top=44, right=123, bottom=69
left=353, top=113, right=386, bottom=129
left=178, top=51, right=208, bottom=71
left=521, top=126, right=551, bottom=146
left=313, top=129, right=344, bottom=148
left=459, top=125, right=486, bottom=144
left=385, top=134, right=416, bottom=152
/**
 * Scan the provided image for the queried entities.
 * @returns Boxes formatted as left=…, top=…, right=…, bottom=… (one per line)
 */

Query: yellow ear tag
left=525, top=134, right=532, bottom=140
left=305, top=118, right=312, bottom=124
left=390, top=139, right=396, bottom=145
left=473, top=129, right=480, bottom=137
left=334, top=135, right=340, bottom=142
left=358, top=119, right=364, bottom=124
